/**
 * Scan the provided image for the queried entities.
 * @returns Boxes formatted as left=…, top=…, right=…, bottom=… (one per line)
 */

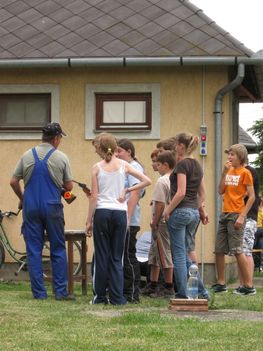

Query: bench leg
left=81, top=239, right=87, bottom=295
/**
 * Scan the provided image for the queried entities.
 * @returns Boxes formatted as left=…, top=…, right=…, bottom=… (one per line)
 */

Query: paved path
left=86, top=306, right=263, bottom=321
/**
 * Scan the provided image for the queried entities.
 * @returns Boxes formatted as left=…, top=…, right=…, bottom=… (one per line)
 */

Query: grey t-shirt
left=151, top=174, right=170, bottom=222
left=170, top=158, right=203, bottom=209
left=13, top=143, right=72, bottom=188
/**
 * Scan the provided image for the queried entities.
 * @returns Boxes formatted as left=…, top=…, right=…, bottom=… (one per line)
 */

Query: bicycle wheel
left=70, top=241, right=82, bottom=275
left=42, top=241, right=82, bottom=276
left=0, top=241, right=5, bottom=268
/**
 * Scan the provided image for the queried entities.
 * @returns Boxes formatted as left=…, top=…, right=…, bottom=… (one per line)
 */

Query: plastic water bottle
left=187, top=263, right=198, bottom=299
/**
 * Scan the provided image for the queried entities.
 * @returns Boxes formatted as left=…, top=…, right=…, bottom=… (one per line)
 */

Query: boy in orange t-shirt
left=212, top=144, right=255, bottom=295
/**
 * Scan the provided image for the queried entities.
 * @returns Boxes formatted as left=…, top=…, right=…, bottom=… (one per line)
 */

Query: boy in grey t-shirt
left=142, top=151, right=175, bottom=298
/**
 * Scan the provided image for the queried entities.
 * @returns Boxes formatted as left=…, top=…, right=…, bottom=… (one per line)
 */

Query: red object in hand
left=61, top=189, right=76, bottom=204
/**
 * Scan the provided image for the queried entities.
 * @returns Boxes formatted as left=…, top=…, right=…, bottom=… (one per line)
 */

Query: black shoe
left=141, top=283, right=157, bottom=296
left=238, top=286, right=256, bottom=296
left=211, top=283, right=228, bottom=293
left=55, top=294, right=76, bottom=301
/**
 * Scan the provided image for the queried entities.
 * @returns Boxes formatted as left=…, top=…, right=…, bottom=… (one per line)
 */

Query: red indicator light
left=201, top=135, right=206, bottom=141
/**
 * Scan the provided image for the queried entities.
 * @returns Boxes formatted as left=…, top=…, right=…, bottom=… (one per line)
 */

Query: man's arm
left=10, top=175, right=23, bottom=208
left=63, top=180, right=73, bottom=192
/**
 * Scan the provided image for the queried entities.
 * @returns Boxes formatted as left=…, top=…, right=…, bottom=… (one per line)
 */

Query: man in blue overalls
left=10, top=123, right=74, bottom=300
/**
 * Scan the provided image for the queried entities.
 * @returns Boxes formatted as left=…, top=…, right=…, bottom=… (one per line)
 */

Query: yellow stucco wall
left=0, top=66, right=233, bottom=264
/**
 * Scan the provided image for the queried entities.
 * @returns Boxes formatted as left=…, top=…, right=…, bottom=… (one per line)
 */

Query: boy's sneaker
left=141, top=283, right=157, bottom=296
left=211, top=283, right=228, bottom=293
left=238, top=286, right=256, bottom=296
left=232, top=286, right=243, bottom=295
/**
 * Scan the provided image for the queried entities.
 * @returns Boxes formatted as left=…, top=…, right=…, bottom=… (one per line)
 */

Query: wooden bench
left=44, top=230, right=88, bottom=296
left=65, top=230, right=87, bottom=296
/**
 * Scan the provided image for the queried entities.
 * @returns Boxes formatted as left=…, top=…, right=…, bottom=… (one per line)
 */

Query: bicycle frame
left=0, top=210, right=26, bottom=266
left=0, top=210, right=82, bottom=276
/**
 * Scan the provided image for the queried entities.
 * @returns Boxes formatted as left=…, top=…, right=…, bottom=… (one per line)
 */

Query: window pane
left=0, top=94, right=50, bottom=129
left=103, top=101, right=124, bottom=123
left=25, top=100, right=48, bottom=125
left=125, top=101, right=146, bottom=123
left=5, top=101, right=25, bottom=125
left=94, top=91, right=152, bottom=132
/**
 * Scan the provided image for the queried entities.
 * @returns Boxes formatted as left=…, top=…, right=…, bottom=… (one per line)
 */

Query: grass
left=0, top=281, right=263, bottom=351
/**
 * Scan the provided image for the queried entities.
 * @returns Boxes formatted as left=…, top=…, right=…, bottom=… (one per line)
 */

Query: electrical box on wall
left=200, top=125, right=208, bottom=156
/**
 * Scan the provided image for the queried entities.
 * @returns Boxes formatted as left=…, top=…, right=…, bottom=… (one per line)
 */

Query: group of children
left=87, top=132, right=259, bottom=305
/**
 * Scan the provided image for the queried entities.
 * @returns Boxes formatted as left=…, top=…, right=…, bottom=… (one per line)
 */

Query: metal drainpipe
left=214, top=63, right=245, bottom=230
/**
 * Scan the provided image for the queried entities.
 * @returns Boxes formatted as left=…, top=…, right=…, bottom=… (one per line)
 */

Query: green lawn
left=0, top=281, right=263, bottom=351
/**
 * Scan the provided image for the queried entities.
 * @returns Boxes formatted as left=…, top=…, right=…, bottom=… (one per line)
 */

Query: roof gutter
left=0, top=56, right=263, bottom=68
left=214, top=63, right=245, bottom=231
left=0, top=58, right=69, bottom=68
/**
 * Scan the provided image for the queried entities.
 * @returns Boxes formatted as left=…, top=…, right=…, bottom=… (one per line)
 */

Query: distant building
left=239, top=126, right=257, bottom=153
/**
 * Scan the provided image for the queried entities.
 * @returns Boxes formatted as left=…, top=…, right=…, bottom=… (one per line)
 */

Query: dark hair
left=42, top=134, right=56, bottom=142
left=157, top=151, right=175, bottom=169
left=117, top=138, right=144, bottom=167
left=117, top=138, right=136, bottom=158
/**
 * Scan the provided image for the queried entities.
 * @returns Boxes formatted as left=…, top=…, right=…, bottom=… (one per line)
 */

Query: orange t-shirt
left=222, top=166, right=253, bottom=213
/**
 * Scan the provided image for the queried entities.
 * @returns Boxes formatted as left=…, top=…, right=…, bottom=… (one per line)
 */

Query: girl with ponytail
left=86, top=133, right=151, bottom=305
left=164, top=132, right=209, bottom=299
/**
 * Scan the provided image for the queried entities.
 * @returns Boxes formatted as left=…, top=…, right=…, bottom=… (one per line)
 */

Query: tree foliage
left=248, top=119, right=263, bottom=193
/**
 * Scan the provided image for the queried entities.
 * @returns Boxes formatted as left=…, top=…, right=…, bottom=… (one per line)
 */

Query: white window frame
left=85, top=83, right=160, bottom=140
left=0, top=85, right=60, bottom=140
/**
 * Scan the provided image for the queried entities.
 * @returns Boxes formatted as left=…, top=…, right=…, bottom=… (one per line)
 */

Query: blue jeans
left=167, top=207, right=208, bottom=298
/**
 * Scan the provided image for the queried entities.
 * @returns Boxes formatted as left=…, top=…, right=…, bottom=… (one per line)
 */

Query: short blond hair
left=225, top=144, right=248, bottom=165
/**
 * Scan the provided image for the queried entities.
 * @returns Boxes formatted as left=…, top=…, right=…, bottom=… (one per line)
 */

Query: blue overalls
left=22, top=147, right=68, bottom=299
